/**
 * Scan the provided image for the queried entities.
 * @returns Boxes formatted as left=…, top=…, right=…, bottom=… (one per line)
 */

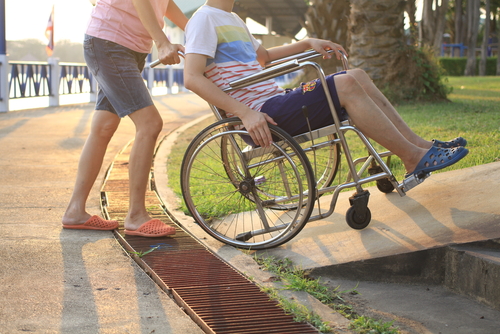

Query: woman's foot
left=62, top=215, right=118, bottom=230
left=124, top=219, right=176, bottom=237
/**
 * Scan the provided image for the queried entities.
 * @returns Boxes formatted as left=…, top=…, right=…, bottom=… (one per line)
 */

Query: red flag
left=45, top=6, right=54, bottom=57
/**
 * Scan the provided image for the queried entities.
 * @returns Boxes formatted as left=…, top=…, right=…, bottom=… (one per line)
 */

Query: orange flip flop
left=124, top=219, right=176, bottom=237
left=63, top=215, right=119, bottom=230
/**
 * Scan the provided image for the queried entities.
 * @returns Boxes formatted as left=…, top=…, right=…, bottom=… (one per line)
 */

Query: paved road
left=0, top=93, right=210, bottom=333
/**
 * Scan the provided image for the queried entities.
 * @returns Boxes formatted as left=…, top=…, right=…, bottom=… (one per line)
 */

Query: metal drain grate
left=101, top=139, right=320, bottom=334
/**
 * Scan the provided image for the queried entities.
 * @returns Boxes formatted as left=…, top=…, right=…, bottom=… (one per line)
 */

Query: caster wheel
left=346, top=206, right=371, bottom=230
left=368, top=165, right=395, bottom=193
left=376, top=178, right=395, bottom=193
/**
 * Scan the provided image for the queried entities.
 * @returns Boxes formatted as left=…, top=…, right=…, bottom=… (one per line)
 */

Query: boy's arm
left=131, top=0, right=185, bottom=64
left=256, top=38, right=348, bottom=66
left=184, top=53, right=277, bottom=148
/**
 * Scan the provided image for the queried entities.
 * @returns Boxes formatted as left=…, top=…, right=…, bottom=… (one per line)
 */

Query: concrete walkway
left=155, top=113, right=500, bottom=334
left=0, top=93, right=209, bottom=333
left=2, top=91, right=500, bottom=333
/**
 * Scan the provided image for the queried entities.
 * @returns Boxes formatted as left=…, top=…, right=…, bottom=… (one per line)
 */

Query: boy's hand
left=308, top=39, right=348, bottom=60
left=239, top=109, right=277, bottom=148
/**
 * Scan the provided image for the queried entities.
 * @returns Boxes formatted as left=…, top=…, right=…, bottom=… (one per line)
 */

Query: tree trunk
left=480, top=0, right=491, bottom=76
left=497, top=48, right=500, bottom=75
left=348, top=0, right=406, bottom=83
left=304, top=0, right=351, bottom=74
left=453, top=0, right=468, bottom=56
left=421, top=0, right=450, bottom=55
left=304, top=0, right=350, bottom=47
left=406, top=0, right=418, bottom=45
left=454, top=0, right=464, bottom=44
left=465, top=0, right=481, bottom=76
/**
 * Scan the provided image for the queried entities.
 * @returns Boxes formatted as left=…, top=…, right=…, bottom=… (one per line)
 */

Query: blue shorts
left=260, top=72, right=348, bottom=136
left=83, top=35, right=153, bottom=118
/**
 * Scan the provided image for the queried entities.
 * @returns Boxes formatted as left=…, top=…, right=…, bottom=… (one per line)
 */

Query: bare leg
left=334, top=74, right=427, bottom=174
left=62, top=110, right=120, bottom=225
left=123, top=105, right=163, bottom=231
left=346, top=69, right=432, bottom=149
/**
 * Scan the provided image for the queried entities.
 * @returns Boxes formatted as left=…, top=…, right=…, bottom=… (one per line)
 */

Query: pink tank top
left=86, top=0, right=170, bottom=53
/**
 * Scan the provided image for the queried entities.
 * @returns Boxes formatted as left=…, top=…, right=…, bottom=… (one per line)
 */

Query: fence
left=0, top=57, right=185, bottom=112
left=0, top=56, right=299, bottom=113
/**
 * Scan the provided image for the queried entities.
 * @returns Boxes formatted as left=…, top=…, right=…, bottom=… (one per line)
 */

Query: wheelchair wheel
left=224, top=132, right=340, bottom=211
left=181, top=118, right=316, bottom=249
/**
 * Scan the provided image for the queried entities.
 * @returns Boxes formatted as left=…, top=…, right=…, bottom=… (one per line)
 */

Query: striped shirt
left=185, top=5, right=284, bottom=111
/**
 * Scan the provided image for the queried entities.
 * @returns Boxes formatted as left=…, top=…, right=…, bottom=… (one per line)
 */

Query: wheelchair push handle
left=150, top=51, right=185, bottom=68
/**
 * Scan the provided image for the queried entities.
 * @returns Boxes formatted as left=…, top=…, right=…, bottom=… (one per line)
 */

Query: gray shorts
left=83, top=35, right=153, bottom=118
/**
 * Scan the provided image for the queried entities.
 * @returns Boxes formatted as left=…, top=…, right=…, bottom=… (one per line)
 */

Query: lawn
left=166, top=76, right=500, bottom=210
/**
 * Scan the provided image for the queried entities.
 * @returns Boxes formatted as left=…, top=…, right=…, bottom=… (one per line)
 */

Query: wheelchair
left=180, top=50, right=430, bottom=250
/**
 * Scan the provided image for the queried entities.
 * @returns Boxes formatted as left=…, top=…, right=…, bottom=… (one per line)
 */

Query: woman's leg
left=123, top=104, right=163, bottom=231
left=346, top=68, right=432, bottom=149
left=62, top=110, right=120, bottom=225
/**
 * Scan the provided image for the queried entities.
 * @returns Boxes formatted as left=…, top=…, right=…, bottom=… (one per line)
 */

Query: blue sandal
left=432, top=137, right=467, bottom=148
left=405, top=146, right=469, bottom=178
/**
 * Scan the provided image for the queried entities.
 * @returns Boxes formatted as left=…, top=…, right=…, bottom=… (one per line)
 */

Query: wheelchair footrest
left=400, top=172, right=431, bottom=192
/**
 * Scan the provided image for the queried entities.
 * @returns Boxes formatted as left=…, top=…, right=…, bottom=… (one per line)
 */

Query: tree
left=304, top=0, right=350, bottom=46
left=465, top=0, right=481, bottom=75
left=406, top=0, right=418, bottom=45
left=7, top=39, right=85, bottom=63
left=480, top=0, right=491, bottom=76
left=303, top=0, right=449, bottom=101
left=348, top=0, right=407, bottom=82
left=453, top=0, right=467, bottom=48
left=304, top=0, right=350, bottom=74
left=420, top=0, right=450, bottom=55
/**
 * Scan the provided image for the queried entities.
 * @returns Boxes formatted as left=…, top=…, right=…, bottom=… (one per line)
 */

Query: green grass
left=167, top=76, right=500, bottom=214
left=255, top=254, right=397, bottom=333
left=165, top=77, right=499, bottom=333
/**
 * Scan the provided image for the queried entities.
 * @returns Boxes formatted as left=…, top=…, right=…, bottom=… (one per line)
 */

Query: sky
left=5, top=0, right=94, bottom=42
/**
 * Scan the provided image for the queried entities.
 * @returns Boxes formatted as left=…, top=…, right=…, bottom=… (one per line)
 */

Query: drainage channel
left=100, top=139, right=320, bottom=334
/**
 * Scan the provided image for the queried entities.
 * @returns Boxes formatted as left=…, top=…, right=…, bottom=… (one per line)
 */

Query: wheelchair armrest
left=225, top=49, right=348, bottom=92
left=266, top=49, right=348, bottom=69
left=226, top=59, right=300, bottom=91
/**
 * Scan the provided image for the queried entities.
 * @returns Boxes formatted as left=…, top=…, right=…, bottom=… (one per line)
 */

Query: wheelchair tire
left=346, top=206, right=371, bottom=230
left=181, top=118, right=316, bottom=249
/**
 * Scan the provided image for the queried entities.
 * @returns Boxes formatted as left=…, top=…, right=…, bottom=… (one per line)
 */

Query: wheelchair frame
left=180, top=50, right=429, bottom=250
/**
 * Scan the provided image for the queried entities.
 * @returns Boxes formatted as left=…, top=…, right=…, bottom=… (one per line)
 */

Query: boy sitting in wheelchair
left=183, top=0, right=468, bottom=179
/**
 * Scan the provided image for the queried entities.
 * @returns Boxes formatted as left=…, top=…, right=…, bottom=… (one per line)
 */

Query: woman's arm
left=164, top=0, right=188, bottom=30
left=256, top=38, right=348, bottom=66
left=131, top=0, right=185, bottom=64
left=184, top=53, right=277, bottom=148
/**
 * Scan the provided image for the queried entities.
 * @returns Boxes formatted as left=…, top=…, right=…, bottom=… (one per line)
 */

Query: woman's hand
left=308, top=38, right=348, bottom=60
left=157, top=42, right=185, bottom=65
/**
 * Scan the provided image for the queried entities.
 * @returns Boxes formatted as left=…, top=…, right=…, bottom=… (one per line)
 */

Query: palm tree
left=304, top=0, right=350, bottom=74
left=305, top=0, right=449, bottom=101
left=348, top=0, right=407, bottom=83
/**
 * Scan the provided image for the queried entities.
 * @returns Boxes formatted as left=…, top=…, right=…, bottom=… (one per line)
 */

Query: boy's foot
left=62, top=215, right=119, bottom=230
left=432, top=137, right=467, bottom=148
left=405, top=146, right=468, bottom=178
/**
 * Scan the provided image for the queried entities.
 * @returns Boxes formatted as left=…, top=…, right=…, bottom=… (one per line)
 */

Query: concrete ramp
left=259, top=161, right=500, bottom=270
